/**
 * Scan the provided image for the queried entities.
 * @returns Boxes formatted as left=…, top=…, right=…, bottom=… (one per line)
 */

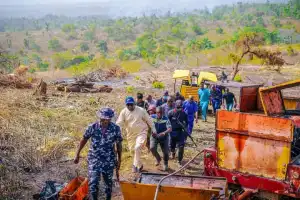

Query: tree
left=271, top=17, right=281, bottom=28
left=230, top=32, right=286, bottom=80
left=62, top=24, right=76, bottom=33
left=200, top=38, right=214, bottom=49
left=24, top=39, right=29, bottom=49
left=48, top=38, right=62, bottom=51
left=97, top=40, right=108, bottom=55
left=80, top=42, right=89, bottom=52
left=192, top=25, right=204, bottom=35
left=0, top=46, right=19, bottom=73
left=216, top=27, right=224, bottom=34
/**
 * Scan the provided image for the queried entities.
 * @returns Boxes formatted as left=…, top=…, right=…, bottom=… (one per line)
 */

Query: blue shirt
left=84, top=122, right=123, bottom=172
left=183, top=100, right=198, bottom=120
left=198, top=88, right=210, bottom=102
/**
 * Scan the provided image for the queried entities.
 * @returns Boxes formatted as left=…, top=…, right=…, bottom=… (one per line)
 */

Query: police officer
left=168, top=100, right=188, bottom=167
left=74, top=107, right=123, bottom=200
left=150, top=106, right=172, bottom=171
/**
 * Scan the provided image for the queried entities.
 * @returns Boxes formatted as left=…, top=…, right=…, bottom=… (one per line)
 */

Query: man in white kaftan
left=116, top=96, right=157, bottom=173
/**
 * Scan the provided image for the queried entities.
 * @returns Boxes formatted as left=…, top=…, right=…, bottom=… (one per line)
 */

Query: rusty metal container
left=120, top=173, right=227, bottom=200
left=216, top=110, right=293, bottom=180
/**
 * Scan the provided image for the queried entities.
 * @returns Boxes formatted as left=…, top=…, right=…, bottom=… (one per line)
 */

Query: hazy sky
left=0, top=0, right=270, bottom=5
left=0, top=0, right=284, bottom=18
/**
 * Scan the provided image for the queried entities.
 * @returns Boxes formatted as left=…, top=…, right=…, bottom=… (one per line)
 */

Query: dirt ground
left=1, top=64, right=300, bottom=199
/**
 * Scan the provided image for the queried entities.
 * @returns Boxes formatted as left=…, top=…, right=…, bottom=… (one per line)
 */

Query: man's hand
left=152, top=132, right=158, bottom=138
left=74, top=155, right=80, bottom=164
left=195, top=118, right=198, bottom=124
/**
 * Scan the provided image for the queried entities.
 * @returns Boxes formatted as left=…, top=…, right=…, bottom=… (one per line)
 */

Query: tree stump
left=33, top=79, right=47, bottom=96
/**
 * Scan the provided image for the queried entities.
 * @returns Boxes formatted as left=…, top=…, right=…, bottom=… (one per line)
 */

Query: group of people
left=198, top=84, right=237, bottom=121
left=73, top=88, right=236, bottom=199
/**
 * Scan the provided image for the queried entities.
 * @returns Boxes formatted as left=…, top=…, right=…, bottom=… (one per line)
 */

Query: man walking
left=74, top=107, right=122, bottom=200
left=162, top=97, right=175, bottom=117
left=168, top=100, right=188, bottom=167
left=150, top=106, right=172, bottom=171
left=211, top=85, right=222, bottom=115
left=136, top=93, right=149, bottom=111
left=198, top=84, right=210, bottom=122
left=146, top=95, right=157, bottom=106
left=116, top=97, right=157, bottom=173
left=222, top=88, right=237, bottom=111
left=183, top=95, right=198, bottom=135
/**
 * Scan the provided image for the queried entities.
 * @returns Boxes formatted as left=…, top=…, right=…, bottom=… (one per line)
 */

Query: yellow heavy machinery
left=172, top=70, right=217, bottom=101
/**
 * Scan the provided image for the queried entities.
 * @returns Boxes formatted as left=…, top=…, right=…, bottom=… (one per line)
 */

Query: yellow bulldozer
left=172, top=70, right=218, bottom=102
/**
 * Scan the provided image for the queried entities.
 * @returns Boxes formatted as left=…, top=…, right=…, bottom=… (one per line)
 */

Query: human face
left=100, top=118, right=111, bottom=127
left=156, top=109, right=162, bottom=119
left=137, top=98, right=143, bottom=103
left=126, top=103, right=135, bottom=111
left=201, top=84, right=204, bottom=89
left=147, top=96, right=152, bottom=101
left=167, top=99, right=173, bottom=106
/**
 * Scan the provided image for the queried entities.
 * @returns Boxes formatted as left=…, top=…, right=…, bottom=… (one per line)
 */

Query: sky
left=0, top=0, right=284, bottom=18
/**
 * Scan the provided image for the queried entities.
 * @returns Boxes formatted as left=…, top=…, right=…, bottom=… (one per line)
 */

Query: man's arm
left=116, top=109, right=125, bottom=127
left=74, top=138, right=88, bottom=164
left=143, top=109, right=157, bottom=133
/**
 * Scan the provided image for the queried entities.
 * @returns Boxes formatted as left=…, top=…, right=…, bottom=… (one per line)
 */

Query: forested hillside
left=0, top=0, right=299, bottom=75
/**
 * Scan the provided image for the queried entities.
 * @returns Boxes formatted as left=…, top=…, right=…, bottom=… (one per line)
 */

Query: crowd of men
left=73, top=86, right=236, bottom=199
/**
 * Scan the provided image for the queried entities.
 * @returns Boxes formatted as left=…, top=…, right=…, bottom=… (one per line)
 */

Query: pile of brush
left=55, top=80, right=113, bottom=93
left=0, top=71, right=32, bottom=89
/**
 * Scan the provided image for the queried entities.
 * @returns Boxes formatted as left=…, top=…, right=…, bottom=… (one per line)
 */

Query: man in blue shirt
left=150, top=106, right=172, bottom=171
left=211, top=85, right=222, bottom=115
left=183, top=95, right=198, bottom=135
left=198, top=84, right=210, bottom=122
left=74, top=107, right=123, bottom=200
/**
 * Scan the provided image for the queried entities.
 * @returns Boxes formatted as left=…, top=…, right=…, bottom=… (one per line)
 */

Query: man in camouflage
left=74, top=107, right=123, bottom=200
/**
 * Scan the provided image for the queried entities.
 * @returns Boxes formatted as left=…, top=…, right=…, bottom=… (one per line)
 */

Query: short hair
left=156, top=106, right=163, bottom=113
left=137, top=93, right=143, bottom=99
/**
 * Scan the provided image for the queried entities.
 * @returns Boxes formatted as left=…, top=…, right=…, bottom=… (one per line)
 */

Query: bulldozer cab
left=173, top=70, right=217, bottom=102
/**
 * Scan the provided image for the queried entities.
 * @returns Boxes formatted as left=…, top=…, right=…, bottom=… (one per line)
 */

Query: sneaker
left=132, top=165, right=138, bottom=173
left=138, top=165, right=143, bottom=173
left=163, top=164, right=168, bottom=171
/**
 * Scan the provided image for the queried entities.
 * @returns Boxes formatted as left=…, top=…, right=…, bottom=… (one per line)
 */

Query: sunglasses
left=127, top=103, right=134, bottom=106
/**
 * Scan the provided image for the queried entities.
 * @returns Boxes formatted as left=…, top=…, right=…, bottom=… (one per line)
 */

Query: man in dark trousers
left=150, top=106, right=172, bottom=171
left=168, top=100, right=188, bottom=167
left=74, top=107, right=122, bottom=200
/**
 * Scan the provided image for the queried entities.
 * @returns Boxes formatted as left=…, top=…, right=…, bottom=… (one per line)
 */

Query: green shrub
left=134, top=76, right=141, bottom=81
left=216, top=27, right=224, bottom=34
left=287, top=46, right=295, bottom=56
left=192, top=25, right=204, bottom=35
left=234, top=74, right=242, bottom=82
left=38, top=62, right=49, bottom=71
left=152, top=81, right=165, bottom=89
left=80, top=42, right=89, bottom=52
left=126, top=86, right=135, bottom=93
left=48, top=38, right=62, bottom=51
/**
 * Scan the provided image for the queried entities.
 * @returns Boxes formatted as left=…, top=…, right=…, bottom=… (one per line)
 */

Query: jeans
left=212, top=99, right=221, bottom=113
left=88, top=170, right=113, bottom=200
left=150, top=135, right=169, bottom=165
left=226, top=103, right=234, bottom=111
left=170, top=131, right=185, bottom=162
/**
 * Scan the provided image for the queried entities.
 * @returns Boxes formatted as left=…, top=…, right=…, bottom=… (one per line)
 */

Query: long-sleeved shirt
left=116, top=106, right=156, bottom=150
left=198, top=88, right=211, bottom=102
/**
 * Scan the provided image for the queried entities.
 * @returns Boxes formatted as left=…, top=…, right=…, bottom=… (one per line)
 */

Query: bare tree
left=229, top=32, right=286, bottom=80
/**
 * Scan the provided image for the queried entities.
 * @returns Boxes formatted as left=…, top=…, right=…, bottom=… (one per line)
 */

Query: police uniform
left=84, top=121, right=122, bottom=200
left=168, top=107, right=188, bottom=164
